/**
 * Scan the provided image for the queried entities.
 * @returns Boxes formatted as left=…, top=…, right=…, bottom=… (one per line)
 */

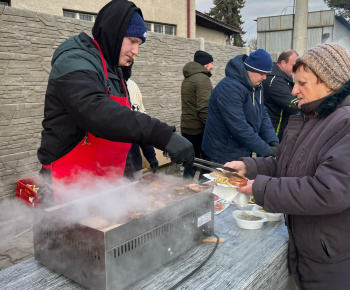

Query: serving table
left=0, top=204, right=297, bottom=290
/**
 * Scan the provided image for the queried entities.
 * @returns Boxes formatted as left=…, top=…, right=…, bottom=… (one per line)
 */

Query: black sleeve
left=55, top=70, right=175, bottom=150
left=267, top=77, right=299, bottom=115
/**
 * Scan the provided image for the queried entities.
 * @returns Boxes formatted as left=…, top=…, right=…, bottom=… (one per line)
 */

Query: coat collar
left=300, top=80, right=350, bottom=118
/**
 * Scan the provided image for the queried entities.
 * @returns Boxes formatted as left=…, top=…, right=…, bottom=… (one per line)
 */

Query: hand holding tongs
left=193, top=158, right=244, bottom=178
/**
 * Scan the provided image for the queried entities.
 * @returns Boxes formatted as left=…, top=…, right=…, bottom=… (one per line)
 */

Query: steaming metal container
left=33, top=184, right=214, bottom=290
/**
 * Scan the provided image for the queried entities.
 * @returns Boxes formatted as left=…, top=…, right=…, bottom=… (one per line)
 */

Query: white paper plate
left=203, top=173, right=243, bottom=188
left=236, top=203, right=256, bottom=210
left=214, top=201, right=230, bottom=215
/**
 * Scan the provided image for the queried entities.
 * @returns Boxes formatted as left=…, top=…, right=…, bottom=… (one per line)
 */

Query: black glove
left=269, top=141, right=279, bottom=148
left=149, top=158, right=159, bottom=173
left=265, top=146, right=278, bottom=157
left=164, top=133, right=195, bottom=167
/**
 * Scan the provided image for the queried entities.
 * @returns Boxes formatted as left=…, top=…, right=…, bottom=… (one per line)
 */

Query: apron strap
left=93, top=39, right=108, bottom=81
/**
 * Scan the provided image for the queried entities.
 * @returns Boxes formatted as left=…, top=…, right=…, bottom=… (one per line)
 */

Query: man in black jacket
left=37, top=0, right=194, bottom=207
left=263, top=50, right=299, bottom=141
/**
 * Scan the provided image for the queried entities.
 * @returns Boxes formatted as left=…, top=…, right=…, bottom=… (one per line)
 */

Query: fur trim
left=317, top=80, right=350, bottom=118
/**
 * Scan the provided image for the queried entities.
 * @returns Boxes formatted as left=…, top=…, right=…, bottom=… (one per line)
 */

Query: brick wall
left=0, top=6, right=245, bottom=200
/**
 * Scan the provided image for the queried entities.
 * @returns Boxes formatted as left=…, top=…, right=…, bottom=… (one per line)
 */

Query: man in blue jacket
left=201, top=49, right=279, bottom=168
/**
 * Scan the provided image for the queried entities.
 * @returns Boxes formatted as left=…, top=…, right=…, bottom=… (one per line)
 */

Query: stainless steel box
left=33, top=181, right=214, bottom=290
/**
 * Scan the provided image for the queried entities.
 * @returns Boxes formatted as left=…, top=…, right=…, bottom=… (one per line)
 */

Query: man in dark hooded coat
left=37, top=0, right=194, bottom=207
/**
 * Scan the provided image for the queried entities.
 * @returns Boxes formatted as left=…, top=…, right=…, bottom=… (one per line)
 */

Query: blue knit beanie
left=244, top=49, right=273, bottom=74
left=125, top=12, right=147, bottom=43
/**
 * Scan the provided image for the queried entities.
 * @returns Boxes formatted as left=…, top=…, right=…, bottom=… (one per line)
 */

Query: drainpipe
left=187, top=0, right=191, bottom=38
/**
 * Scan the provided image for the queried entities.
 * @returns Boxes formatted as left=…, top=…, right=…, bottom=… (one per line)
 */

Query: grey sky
left=195, top=0, right=330, bottom=41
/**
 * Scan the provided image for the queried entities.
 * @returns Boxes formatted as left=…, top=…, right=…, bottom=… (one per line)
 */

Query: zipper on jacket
left=252, top=88, right=255, bottom=106
left=320, top=239, right=331, bottom=258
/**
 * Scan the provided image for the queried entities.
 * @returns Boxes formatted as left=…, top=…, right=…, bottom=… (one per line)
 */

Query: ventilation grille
left=43, top=230, right=101, bottom=260
left=113, top=202, right=211, bottom=259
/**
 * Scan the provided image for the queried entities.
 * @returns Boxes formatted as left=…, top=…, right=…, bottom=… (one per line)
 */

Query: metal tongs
left=193, top=158, right=243, bottom=178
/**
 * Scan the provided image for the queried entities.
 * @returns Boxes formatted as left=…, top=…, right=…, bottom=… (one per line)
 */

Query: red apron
left=43, top=40, right=131, bottom=204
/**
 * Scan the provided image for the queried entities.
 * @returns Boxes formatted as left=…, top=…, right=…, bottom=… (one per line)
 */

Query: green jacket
left=180, top=62, right=213, bottom=135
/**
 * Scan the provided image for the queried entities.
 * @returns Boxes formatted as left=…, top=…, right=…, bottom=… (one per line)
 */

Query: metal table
left=0, top=205, right=295, bottom=290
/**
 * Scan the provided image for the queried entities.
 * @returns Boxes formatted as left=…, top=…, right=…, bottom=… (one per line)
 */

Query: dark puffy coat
left=202, top=55, right=278, bottom=163
left=243, top=81, right=350, bottom=290
left=181, top=62, right=212, bottom=135
left=37, top=1, right=174, bottom=166
left=262, top=63, right=300, bottom=141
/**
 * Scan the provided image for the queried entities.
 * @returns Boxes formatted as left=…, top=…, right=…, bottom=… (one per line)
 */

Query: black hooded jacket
left=38, top=0, right=174, bottom=166
left=262, top=63, right=300, bottom=141
left=92, top=0, right=140, bottom=71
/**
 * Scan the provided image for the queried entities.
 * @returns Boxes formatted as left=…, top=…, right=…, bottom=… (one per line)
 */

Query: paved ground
left=0, top=165, right=193, bottom=271
left=0, top=198, right=35, bottom=271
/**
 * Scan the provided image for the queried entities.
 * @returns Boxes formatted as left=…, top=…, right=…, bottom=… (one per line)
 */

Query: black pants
left=181, top=133, right=204, bottom=180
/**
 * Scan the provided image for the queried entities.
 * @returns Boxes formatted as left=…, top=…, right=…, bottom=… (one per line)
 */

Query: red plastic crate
left=16, top=176, right=40, bottom=208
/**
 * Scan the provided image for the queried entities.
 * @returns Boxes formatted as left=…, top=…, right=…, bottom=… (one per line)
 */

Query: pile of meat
left=77, top=174, right=210, bottom=230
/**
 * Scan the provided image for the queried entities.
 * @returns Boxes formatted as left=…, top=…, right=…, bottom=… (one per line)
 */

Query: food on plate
left=228, top=176, right=248, bottom=187
left=210, top=171, right=222, bottom=178
left=209, top=171, right=248, bottom=187
left=214, top=194, right=220, bottom=201
left=216, top=176, right=230, bottom=185
left=214, top=201, right=226, bottom=212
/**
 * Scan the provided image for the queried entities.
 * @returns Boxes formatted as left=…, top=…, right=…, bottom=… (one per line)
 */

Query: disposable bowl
left=252, top=205, right=283, bottom=222
left=232, top=210, right=267, bottom=230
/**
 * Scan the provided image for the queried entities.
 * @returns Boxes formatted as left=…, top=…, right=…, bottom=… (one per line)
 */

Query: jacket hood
left=92, top=0, right=142, bottom=71
left=301, top=80, right=350, bottom=117
left=225, top=54, right=258, bottom=90
left=183, top=62, right=211, bottom=78
left=51, top=33, right=94, bottom=66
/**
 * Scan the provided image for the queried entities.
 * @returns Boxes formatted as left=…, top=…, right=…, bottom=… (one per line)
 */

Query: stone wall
left=0, top=6, right=245, bottom=200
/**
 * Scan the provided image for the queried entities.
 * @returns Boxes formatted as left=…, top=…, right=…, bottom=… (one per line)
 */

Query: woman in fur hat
left=225, top=43, right=350, bottom=290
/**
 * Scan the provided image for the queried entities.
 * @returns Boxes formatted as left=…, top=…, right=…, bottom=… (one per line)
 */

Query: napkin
left=212, top=186, right=250, bottom=208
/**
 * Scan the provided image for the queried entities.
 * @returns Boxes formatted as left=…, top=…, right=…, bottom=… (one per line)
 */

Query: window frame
left=63, top=9, right=97, bottom=22
left=0, top=0, right=10, bottom=6
left=145, top=21, right=176, bottom=36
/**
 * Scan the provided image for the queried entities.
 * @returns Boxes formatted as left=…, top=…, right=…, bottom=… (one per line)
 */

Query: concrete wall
left=10, top=0, right=196, bottom=39
left=0, top=6, right=245, bottom=200
left=196, top=26, right=227, bottom=45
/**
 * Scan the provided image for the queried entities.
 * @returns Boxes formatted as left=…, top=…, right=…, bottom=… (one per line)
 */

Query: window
left=164, top=25, right=174, bottom=35
left=63, top=11, right=76, bottom=19
left=79, top=13, right=93, bottom=22
left=145, top=21, right=176, bottom=36
left=0, top=0, right=10, bottom=6
left=154, top=23, right=163, bottom=33
left=63, top=10, right=97, bottom=22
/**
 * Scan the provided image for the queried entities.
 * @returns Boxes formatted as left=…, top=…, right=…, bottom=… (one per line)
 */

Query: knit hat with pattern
left=296, top=43, right=350, bottom=91
left=244, top=49, right=273, bottom=74
left=125, top=11, right=147, bottom=43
